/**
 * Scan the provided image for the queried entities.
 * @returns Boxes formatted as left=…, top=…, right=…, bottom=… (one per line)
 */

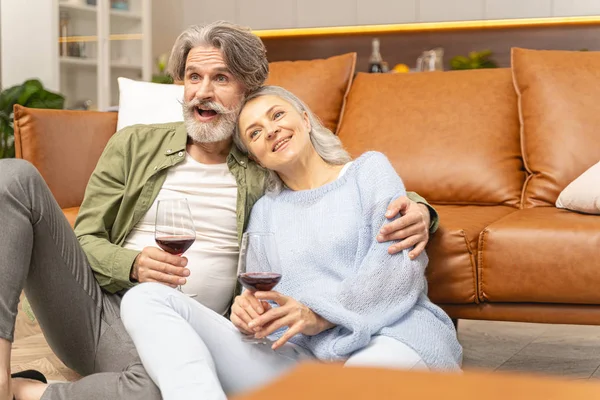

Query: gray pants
left=0, top=159, right=160, bottom=400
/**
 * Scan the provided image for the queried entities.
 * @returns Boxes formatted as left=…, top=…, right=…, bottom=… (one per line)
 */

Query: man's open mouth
left=272, top=136, right=291, bottom=152
left=196, top=107, right=218, bottom=118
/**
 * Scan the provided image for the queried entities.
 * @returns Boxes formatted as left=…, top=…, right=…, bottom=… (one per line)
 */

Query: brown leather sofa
left=13, top=48, right=600, bottom=325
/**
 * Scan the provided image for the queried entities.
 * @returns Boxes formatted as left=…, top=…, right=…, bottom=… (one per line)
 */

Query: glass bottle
left=59, top=11, right=70, bottom=57
left=368, top=38, right=384, bottom=73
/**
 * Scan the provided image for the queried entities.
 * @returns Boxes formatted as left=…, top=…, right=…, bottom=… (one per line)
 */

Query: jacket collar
left=164, top=123, right=188, bottom=156
left=170, top=122, right=250, bottom=168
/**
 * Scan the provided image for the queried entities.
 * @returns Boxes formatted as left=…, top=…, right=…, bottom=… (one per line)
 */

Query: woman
left=120, top=86, right=462, bottom=400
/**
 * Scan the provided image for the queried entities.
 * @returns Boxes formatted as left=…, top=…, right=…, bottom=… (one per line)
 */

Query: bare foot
left=11, top=378, right=47, bottom=400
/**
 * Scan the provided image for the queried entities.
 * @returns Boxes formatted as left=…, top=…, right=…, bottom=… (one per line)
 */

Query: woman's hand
left=230, top=290, right=271, bottom=334
left=377, top=197, right=430, bottom=259
left=248, top=291, right=334, bottom=350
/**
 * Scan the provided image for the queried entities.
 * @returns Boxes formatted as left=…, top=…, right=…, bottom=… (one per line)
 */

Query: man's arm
left=377, top=191, right=439, bottom=258
left=407, top=191, right=439, bottom=233
left=74, top=130, right=139, bottom=293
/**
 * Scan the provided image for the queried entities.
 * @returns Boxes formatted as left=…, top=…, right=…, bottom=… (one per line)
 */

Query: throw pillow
left=512, top=48, right=600, bottom=208
left=556, top=160, right=600, bottom=214
left=266, top=53, right=357, bottom=134
left=116, top=77, right=184, bottom=131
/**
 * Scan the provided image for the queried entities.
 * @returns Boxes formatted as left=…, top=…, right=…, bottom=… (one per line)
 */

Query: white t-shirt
left=123, top=153, right=239, bottom=315
left=339, top=161, right=353, bottom=178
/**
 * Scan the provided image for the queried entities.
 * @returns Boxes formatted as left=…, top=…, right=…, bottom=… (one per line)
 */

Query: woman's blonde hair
left=234, top=85, right=351, bottom=193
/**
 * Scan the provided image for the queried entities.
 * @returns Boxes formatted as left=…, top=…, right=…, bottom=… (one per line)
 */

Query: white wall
left=152, top=0, right=184, bottom=71
left=0, top=0, right=59, bottom=91
left=176, top=0, right=600, bottom=30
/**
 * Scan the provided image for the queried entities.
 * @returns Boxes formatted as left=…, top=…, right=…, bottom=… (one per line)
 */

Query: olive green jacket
left=74, top=122, right=438, bottom=294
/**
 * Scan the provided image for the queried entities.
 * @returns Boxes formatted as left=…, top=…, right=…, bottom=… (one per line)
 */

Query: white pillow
left=116, top=77, right=184, bottom=131
left=556, top=160, right=600, bottom=215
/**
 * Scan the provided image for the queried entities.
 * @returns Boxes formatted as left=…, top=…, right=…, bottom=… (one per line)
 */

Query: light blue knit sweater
left=246, top=151, right=462, bottom=370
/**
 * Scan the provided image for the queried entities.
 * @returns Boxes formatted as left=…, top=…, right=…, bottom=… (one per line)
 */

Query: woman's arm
left=308, top=152, right=428, bottom=319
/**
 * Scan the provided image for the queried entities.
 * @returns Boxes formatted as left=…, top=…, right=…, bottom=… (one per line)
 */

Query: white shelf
left=60, top=57, right=142, bottom=71
left=110, top=9, right=142, bottom=20
left=60, top=56, right=98, bottom=67
left=111, top=62, right=142, bottom=70
left=55, top=0, right=151, bottom=109
left=59, top=2, right=97, bottom=14
left=59, top=2, right=97, bottom=22
left=59, top=2, right=141, bottom=20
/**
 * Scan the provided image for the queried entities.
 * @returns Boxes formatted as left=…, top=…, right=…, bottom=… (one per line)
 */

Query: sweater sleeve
left=297, top=152, right=429, bottom=359
left=340, top=152, right=428, bottom=323
left=245, top=196, right=270, bottom=234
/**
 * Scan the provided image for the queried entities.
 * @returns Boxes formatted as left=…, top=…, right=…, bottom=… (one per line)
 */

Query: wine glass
left=237, top=232, right=282, bottom=344
left=155, top=198, right=196, bottom=297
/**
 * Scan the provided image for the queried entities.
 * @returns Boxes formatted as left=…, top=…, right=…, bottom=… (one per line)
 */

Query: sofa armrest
left=62, top=207, right=80, bottom=228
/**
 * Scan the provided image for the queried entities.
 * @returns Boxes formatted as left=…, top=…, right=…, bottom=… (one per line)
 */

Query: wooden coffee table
left=231, top=362, right=600, bottom=400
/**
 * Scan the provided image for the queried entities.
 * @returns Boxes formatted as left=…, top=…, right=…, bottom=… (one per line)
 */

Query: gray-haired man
left=0, top=21, right=437, bottom=400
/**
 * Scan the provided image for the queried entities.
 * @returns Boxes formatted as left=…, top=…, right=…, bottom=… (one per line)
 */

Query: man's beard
left=183, top=98, right=238, bottom=144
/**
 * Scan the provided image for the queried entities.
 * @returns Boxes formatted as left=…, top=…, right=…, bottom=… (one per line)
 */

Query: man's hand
left=130, top=246, right=190, bottom=287
left=230, top=290, right=271, bottom=334
left=377, top=196, right=431, bottom=259
left=248, top=291, right=334, bottom=350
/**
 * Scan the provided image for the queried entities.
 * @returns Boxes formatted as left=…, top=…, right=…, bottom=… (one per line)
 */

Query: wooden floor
left=11, top=295, right=600, bottom=383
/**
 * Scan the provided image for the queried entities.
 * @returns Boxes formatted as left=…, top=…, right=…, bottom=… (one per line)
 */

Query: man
left=0, top=21, right=438, bottom=400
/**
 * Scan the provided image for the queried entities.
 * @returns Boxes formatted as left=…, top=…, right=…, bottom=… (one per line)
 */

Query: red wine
left=238, top=272, right=282, bottom=291
left=155, top=236, right=195, bottom=255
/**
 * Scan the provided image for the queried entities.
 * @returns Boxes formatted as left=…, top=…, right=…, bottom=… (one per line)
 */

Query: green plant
left=0, top=79, right=65, bottom=158
left=151, top=53, right=174, bottom=84
left=450, top=50, right=499, bottom=70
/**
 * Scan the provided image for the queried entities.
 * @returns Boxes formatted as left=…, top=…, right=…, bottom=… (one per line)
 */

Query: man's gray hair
left=168, top=21, right=269, bottom=93
left=234, top=85, right=352, bottom=193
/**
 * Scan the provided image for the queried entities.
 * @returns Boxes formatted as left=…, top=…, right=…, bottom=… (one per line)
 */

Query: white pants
left=120, top=283, right=428, bottom=400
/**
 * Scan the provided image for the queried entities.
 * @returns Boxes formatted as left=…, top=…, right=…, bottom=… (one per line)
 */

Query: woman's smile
left=272, top=136, right=292, bottom=152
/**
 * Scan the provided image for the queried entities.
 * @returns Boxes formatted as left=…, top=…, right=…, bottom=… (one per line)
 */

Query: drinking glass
left=237, top=232, right=282, bottom=344
left=155, top=198, right=197, bottom=297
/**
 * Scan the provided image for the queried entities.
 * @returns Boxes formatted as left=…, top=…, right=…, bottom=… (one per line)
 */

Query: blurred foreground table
left=231, top=362, right=600, bottom=400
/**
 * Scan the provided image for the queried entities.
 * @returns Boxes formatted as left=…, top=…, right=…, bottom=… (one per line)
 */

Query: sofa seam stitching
left=511, top=49, right=532, bottom=210
left=478, top=228, right=488, bottom=303
left=460, top=229, right=478, bottom=304
left=335, top=52, right=357, bottom=136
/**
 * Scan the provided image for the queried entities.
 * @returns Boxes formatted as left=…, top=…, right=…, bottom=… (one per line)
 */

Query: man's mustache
left=185, top=99, right=239, bottom=116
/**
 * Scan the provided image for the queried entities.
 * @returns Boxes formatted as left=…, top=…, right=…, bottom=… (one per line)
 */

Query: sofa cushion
left=442, top=303, right=600, bottom=326
left=479, top=207, right=600, bottom=304
left=63, top=207, right=80, bottom=228
left=117, top=77, right=184, bottom=131
left=266, top=53, right=356, bottom=134
left=512, top=48, right=600, bottom=208
left=426, top=205, right=516, bottom=304
left=556, top=160, right=600, bottom=214
left=337, top=69, right=524, bottom=207
left=14, top=105, right=118, bottom=209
